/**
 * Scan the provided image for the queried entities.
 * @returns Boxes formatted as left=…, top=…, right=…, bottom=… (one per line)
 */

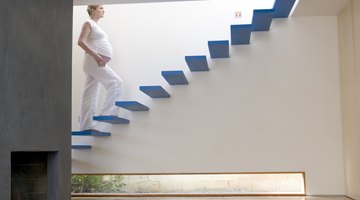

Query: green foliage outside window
left=71, top=175, right=126, bottom=193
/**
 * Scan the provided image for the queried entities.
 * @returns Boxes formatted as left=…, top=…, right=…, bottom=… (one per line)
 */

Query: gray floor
left=72, top=195, right=351, bottom=200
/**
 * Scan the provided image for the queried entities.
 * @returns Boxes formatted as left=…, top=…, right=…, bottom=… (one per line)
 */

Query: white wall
left=339, top=1, right=360, bottom=199
left=71, top=0, right=345, bottom=195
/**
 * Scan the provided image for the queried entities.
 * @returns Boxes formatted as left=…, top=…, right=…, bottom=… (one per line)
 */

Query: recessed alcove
left=11, top=152, right=59, bottom=200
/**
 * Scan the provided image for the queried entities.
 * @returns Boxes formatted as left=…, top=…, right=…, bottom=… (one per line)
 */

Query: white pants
left=80, top=54, right=123, bottom=130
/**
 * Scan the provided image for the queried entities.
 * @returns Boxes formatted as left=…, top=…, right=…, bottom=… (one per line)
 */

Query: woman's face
left=92, top=5, right=105, bottom=18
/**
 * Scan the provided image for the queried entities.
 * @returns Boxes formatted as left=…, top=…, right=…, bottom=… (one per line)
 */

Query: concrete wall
left=0, top=0, right=73, bottom=199
left=338, top=1, right=360, bottom=199
left=71, top=1, right=345, bottom=195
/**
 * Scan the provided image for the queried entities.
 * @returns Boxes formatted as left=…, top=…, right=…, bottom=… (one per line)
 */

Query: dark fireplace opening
left=11, top=152, right=49, bottom=200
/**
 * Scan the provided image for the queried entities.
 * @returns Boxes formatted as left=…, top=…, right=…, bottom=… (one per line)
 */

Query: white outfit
left=86, top=19, right=113, bottom=58
left=80, top=19, right=123, bottom=131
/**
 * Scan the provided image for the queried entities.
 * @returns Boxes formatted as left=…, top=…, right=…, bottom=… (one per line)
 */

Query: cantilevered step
left=273, top=0, right=296, bottom=18
left=162, top=70, right=188, bottom=85
left=72, top=130, right=111, bottom=137
left=231, top=24, right=252, bottom=45
left=115, top=101, right=149, bottom=111
left=208, top=40, right=229, bottom=58
left=72, top=144, right=92, bottom=150
left=140, top=86, right=170, bottom=98
left=252, top=9, right=275, bottom=31
left=93, top=115, right=129, bottom=124
left=185, top=56, right=209, bottom=72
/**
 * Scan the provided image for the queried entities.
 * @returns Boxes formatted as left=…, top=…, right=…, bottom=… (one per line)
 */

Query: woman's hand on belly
left=93, top=54, right=111, bottom=67
left=93, top=54, right=107, bottom=67
left=100, top=55, right=111, bottom=64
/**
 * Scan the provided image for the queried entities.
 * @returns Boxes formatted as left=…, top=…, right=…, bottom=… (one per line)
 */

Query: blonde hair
left=87, top=5, right=99, bottom=16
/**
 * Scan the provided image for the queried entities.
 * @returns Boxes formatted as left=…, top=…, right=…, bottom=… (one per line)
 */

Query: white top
left=85, top=19, right=113, bottom=58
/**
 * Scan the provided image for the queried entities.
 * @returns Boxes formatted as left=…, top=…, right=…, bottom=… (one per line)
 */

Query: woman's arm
left=77, top=22, right=106, bottom=67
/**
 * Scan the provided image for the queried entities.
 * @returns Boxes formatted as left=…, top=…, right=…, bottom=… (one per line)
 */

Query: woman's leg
left=98, top=66, right=123, bottom=116
left=82, top=55, right=123, bottom=116
left=80, top=73, right=100, bottom=131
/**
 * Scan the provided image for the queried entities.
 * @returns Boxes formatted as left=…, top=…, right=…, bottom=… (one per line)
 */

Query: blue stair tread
left=93, top=115, right=129, bottom=124
left=185, top=56, right=209, bottom=72
left=72, top=130, right=111, bottom=137
left=72, top=144, right=92, bottom=149
left=231, top=24, right=252, bottom=45
left=140, top=86, right=171, bottom=98
left=208, top=40, right=229, bottom=58
left=273, top=0, right=296, bottom=18
left=162, top=70, right=189, bottom=85
left=115, top=101, right=149, bottom=111
left=252, top=9, right=275, bottom=31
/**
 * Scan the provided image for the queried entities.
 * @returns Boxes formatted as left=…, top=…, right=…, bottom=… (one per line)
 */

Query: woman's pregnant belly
left=89, top=39, right=113, bottom=61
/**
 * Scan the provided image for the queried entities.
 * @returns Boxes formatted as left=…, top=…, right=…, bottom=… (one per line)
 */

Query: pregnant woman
left=77, top=5, right=123, bottom=132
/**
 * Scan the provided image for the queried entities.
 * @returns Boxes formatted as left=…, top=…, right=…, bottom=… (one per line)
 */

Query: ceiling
left=73, top=0, right=207, bottom=6
left=73, top=0, right=349, bottom=16
left=291, top=0, right=349, bottom=16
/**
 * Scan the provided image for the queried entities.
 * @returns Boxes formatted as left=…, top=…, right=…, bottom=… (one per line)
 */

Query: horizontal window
left=72, top=172, right=306, bottom=196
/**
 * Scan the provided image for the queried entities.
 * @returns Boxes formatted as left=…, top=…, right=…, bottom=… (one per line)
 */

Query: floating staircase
left=93, top=115, right=129, bottom=124
left=140, top=85, right=171, bottom=98
left=273, top=0, right=296, bottom=18
left=71, top=130, right=111, bottom=150
left=208, top=40, right=230, bottom=58
left=72, top=0, right=296, bottom=150
left=252, top=9, right=275, bottom=31
left=185, top=56, right=209, bottom=71
left=162, top=70, right=189, bottom=85
left=116, top=101, right=150, bottom=111
left=231, top=24, right=252, bottom=45
left=72, top=130, right=111, bottom=136
left=71, top=144, right=92, bottom=150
